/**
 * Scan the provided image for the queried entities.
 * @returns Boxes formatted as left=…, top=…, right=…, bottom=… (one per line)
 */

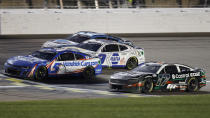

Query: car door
left=157, top=65, right=178, bottom=87
left=51, top=52, right=74, bottom=74
left=99, top=44, right=120, bottom=67
left=49, top=55, right=65, bottom=75
left=118, top=44, right=129, bottom=66
left=57, top=52, right=78, bottom=73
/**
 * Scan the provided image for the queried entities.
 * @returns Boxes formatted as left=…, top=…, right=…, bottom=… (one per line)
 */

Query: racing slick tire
left=34, top=66, right=48, bottom=81
left=141, top=78, right=153, bottom=93
left=126, top=57, right=138, bottom=70
left=82, top=66, right=95, bottom=80
left=186, top=77, right=199, bottom=92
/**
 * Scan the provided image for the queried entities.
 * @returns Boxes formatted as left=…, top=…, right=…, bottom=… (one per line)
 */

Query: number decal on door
left=98, top=54, right=106, bottom=64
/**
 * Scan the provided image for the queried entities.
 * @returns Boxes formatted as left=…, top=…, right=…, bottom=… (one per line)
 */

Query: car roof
left=39, top=47, right=88, bottom=54
left=74, top=31, right=121, bottom=40
left=145, top=62, right=163, bottom=66
left=84, top=39, right=127, bottom=45
left=145, top=62, right=193, bottom=68
left=74, top=31, right=106, bottom=37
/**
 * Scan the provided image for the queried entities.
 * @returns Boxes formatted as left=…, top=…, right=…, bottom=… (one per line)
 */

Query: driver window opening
left=57, top=53, right=75, bottom=61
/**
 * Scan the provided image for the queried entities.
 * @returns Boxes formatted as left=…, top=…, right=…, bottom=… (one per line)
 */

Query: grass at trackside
left=1, top=95, right=210, bottom=118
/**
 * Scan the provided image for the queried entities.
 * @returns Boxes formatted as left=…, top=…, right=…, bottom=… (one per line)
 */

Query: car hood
left=111, top=71, right=153, bottom=80
left=42, top=39, right=78, bottom=48
left=6, top=55, right=47, bottom=67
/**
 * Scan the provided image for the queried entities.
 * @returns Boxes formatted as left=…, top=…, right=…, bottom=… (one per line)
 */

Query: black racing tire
left=186, top=77, right=199, bottom=92
left=141, top=78, right=153, bottom=93
left=34, top=66, right=48, bottom=81
left=82, top=66, right=95, bottom=80
left=126, top=57, right=138, bottom=70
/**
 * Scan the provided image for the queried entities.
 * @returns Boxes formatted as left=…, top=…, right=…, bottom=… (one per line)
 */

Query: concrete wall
left=0, top=8, right=210, bottom=35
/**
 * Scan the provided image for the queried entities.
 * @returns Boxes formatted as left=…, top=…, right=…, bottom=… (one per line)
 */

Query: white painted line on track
left=53, top=86, right=116, bottom=95
left=0, top=73, right=7, bottom=78
left=207, top=81, right=210, bottom=83
left=4, top=77, right=159, bottom=97
left=0, top=86, right=26, bottom=88
left=5, top=77, right=115, bottom=95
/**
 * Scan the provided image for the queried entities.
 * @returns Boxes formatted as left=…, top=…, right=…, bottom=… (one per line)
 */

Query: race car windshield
left=133, top=64, right=161, bottom=73
left=32, top=51, right=56, bottom=61
left=66, top=35, right=90, bottom=43
left=77, top=43, right=102, bottom=52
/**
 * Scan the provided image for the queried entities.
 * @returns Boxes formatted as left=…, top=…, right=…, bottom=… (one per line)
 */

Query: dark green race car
left=109, top=62, right=206, bottom=93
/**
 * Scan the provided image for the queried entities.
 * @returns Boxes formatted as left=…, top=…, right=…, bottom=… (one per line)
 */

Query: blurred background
left=1, top=1, right=210, bottom=36
left=0, top=0, right=210, bottom=9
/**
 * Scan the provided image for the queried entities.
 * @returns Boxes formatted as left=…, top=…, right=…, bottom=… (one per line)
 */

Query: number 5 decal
left=51, top=63, right=62, bottom=73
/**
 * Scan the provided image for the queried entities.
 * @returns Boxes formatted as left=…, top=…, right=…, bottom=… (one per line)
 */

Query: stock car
left=42, top=31, right=133, bottom=48
left=4, top=47, right=102, bottom=80
left=75, top=39, right=145, bottom=69
left=109, top=62, right=206, bottom=93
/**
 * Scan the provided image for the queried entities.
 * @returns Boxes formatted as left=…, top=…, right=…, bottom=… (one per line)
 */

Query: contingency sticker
left=172, top=72, right=201, bottom=79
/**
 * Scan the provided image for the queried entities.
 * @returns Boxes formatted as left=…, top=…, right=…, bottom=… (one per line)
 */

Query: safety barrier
left=0, top=8, right=210, bottom=35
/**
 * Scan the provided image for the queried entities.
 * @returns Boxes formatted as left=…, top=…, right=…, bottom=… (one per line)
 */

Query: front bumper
left=109, top=83, right=140, bottom=93
left=4, top=63, right=31, bottom=78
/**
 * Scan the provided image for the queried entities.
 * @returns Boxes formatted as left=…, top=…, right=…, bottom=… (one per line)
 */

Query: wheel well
left=34, top=66, right=48, bottom=80
left=127, top=56, right=138, bottom=64
left=138, top=75, right=153, bottom=82
left=84, top=66, right=95, bottom=73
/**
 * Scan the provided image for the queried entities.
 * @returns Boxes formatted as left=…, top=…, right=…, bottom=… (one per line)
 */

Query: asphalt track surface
left=0, top=37, right=210, bottom=101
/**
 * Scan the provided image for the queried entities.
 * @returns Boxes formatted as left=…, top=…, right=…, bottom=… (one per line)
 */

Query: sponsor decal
left=166, top=84, right=177, bottom=90
left=46, top=59, right=56, bottom=69
left=28, top=64, right=37, bottom=77
left=64, top=61, right=98, bottom=66
left=119, top=57, right=125, bottom=65
left=172, top=72, right=200, bottom=79
left=110, top=53, right=120, bottom=64
left=95, top=69, right=102, bottom=72
left=98, top=54, right=106, bottom=64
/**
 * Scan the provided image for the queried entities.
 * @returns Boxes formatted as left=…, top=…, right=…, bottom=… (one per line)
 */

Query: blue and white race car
left=42, top=31, right=133, bottom=48
left=4, top=47, right=102, bottom=80
left=72, top=39, right=145, bottom=69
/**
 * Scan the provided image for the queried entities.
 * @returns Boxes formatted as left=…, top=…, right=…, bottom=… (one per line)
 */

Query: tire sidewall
left=34, top=66, right=48, bottom=80
left=82, top=66, right=95, bottom=80
left=187, top=77, right=199, bottom=92
left=126, top=57, right=138, bottom=70
left=141, top=78, right=153, bottom=93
